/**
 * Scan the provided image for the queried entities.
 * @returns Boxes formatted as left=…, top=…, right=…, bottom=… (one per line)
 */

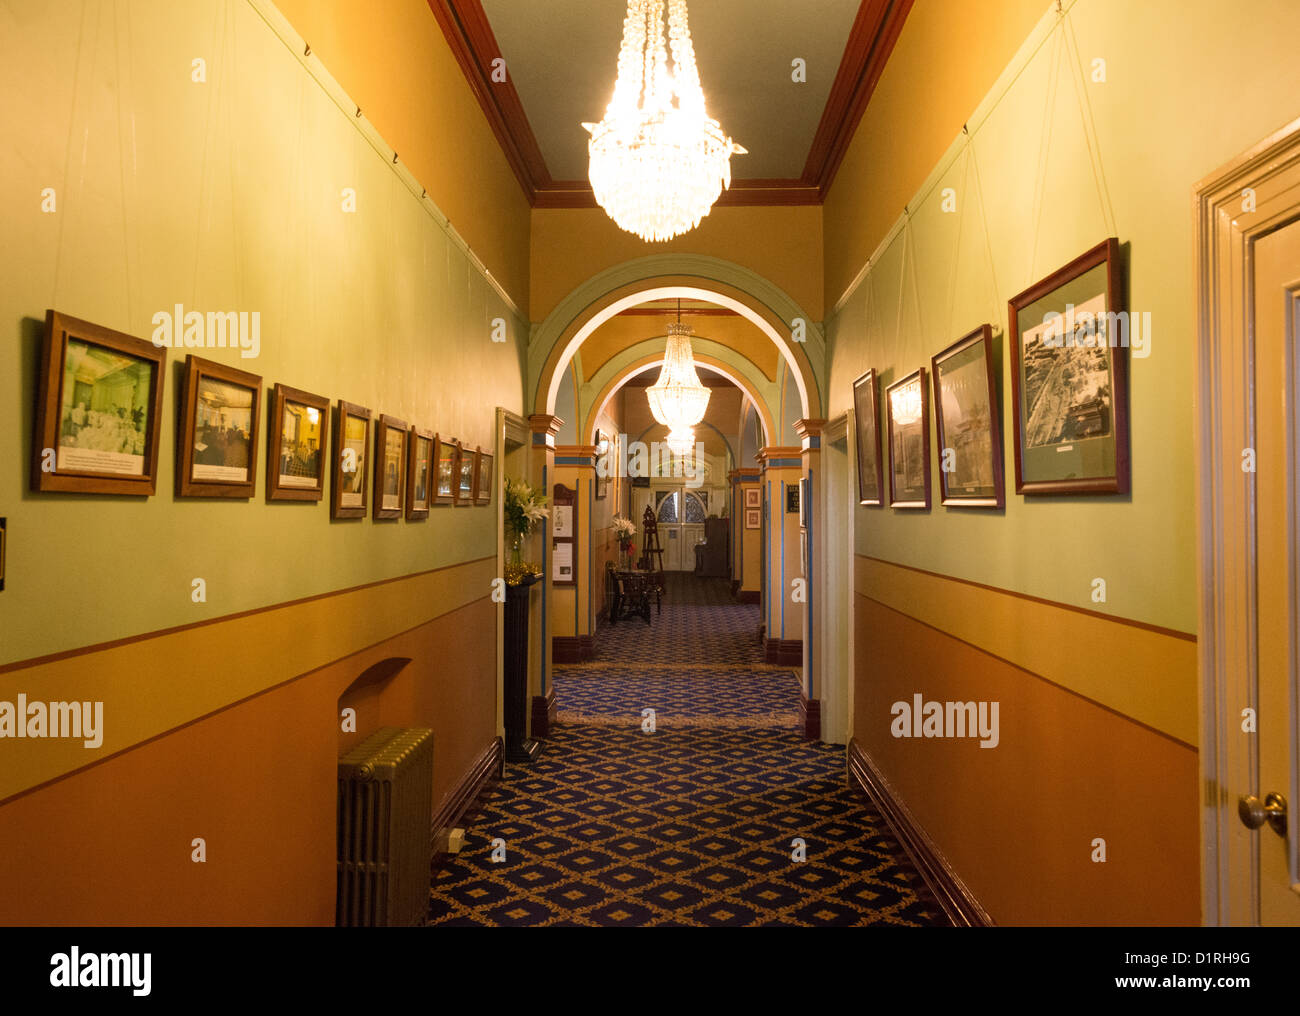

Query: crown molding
left=431, top=0, right=913, bottom=209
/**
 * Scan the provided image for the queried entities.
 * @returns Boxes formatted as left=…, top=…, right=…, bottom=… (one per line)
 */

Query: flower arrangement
left=504, top=477, right=548, bottom=581
left=612, top=513, right=637, bottom=568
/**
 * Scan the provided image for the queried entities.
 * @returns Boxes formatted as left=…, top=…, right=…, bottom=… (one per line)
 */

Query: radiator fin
left=336, top=726, right=434, bottom=927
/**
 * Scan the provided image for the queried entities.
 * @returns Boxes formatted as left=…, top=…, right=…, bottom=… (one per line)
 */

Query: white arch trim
left=546, top=285, right=810, bottom=423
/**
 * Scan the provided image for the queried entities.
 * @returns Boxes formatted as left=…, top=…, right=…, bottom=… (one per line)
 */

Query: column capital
left=528, top=414, right=564, bottom=447
left=794, top=418, right=827, bottom=451
left=756, top=446, right=803, bottom=468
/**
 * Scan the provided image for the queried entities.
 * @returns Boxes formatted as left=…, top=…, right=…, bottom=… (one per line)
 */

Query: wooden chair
left=639, top=505, right=665, bottom=614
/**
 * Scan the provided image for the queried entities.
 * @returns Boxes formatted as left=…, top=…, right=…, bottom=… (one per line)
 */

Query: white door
left=646, top=485, right=708, bottom=571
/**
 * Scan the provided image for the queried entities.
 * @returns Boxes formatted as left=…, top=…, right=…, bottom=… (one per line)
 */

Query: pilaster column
left=794, top=418, right=827, bottom=740
left=527, top=414, right=563, bottom=738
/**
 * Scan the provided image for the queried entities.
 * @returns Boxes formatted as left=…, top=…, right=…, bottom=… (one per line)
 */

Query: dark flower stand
left=504, top=574, right=542, bottom=764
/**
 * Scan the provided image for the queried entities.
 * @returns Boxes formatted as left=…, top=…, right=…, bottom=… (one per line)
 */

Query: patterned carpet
left=427, top=573, right=943, bottom=927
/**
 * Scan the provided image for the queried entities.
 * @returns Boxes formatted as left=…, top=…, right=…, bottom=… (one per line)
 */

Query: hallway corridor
left=428, top=575, right=942, bottom=926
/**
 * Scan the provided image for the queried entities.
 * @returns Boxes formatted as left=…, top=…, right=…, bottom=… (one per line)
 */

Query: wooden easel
left=639, top=505, right=665, bottom=613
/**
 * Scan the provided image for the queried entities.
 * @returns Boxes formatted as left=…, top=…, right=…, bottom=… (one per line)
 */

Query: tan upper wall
left=530, top=206, right=824, bottom=324
left=822, top=0, right=1047, bottom=309
left=275, top=0, right=531, bottom=310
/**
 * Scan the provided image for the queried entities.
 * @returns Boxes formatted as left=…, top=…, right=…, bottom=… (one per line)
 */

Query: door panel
left=1253, top=218, right=1300, bottom=924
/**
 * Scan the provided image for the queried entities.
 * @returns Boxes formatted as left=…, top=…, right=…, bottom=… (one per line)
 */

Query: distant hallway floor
left=427, top=574, right=943, bottom=927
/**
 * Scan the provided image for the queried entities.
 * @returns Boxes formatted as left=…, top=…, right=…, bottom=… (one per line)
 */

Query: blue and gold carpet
left=427, top=574, right=943, bottom=927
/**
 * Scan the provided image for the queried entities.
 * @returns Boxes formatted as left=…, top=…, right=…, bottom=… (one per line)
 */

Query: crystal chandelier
left=646, top=303, right=710, bottom=454
left=582, top=0, right=746, bottom=243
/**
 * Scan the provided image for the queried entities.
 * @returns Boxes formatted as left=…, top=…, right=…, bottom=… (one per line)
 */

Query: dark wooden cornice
left=801, top=0, right=913, bottom=198
left=431, top=0, right=913, bottom=208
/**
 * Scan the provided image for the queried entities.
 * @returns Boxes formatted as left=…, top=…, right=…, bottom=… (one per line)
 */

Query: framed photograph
left=744, top=507, right=761, bottom=530
left=931, top=325, right=1004, bottom=508
left=475, top=450, right=493, bottom=506
left=454, top=444, right=477, bottom=506
left=331, top=400, right=371, bottom=519
left=433, top=435, right=459, bottom=505
left=1008, top=237, right=1129, bottom=494
left=744, top=487, right=761, bottom=509
left=886, top=368, right=930, bottom=509
left=851, top=368, right=883, bottom=506
left=595, top=430, right=609, bottom=500
left=32, top=310, right=165, bottom=495
left=267, top=384, right=329, bottom=502
left=373, top=415, right=408, bottom=520
left=406, top=426, right=434, bottom=520
left=0, top=517, right=6, bottom=592
left=177, top=355, right=261, bottom=498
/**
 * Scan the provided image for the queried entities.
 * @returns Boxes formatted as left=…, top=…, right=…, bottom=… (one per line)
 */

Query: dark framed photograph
left=475, top=450, right=493, bottom=506
left=931, top=325, right=1004, bottom=508
left=32, top=310, right=165, bottom=495
left=851, top=368, right=883, bottom=506
left=744, top=507, right=761, bottom=530
left=177, top=355, right=261, bottom=499
left=886, top=368, right=930, bottom=509
left=373, top=415, right=408, bottom=520
left=1008, top=237, right=1129, bottom=494
left=407, top=426, right=434, bottom=520
left=454, top=444, right=477, bottom=506
left=0, top=517, right=6, bottom=592
left=433, top=435, right=459, bottom=505
left=331, top=400, right=371, bottom=519
left=267, top=384, right=329, bottom=502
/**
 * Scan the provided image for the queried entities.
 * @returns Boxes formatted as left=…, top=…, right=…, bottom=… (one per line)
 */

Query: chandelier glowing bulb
left=582, top=0, right=746, bottom=242
left=646, top=305, right=711, bottom=453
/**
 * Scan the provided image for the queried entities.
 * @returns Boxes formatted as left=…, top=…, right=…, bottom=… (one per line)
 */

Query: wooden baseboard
left=764, top=637, right=802, bottom=666
left=736, top=589, right=760, bottom=604
left=431, top=736, right=502, bottom=856
left=846, top=738, right=993, bottom=927
left=551, top=635, right=594, bottom=663
left=799, top=692, right=821, bottom=740
left=730, top=579, right=740, bottom=596
left=531, top=687, right=557, bottom=738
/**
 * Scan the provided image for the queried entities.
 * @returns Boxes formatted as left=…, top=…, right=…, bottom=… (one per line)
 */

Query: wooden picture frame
left=266, top=384, right=329, bottom=502
left=32, top=310, right=165, bottom=496
left=454, top=444, right=477, bottom=506
left=594, top=429, right=610, bottom=500
left=0, top=517, right=6, bottom=592
left=433, top=434, right=459, bottom=506
left=406, top=426, right=434, bottom=520
left=373, top=415, right=408, bottom=520
left=886, top=368, right=930, bottom=509
left=177, top=355, right=261, bottom=499
left=744, top=487, right=761, bottom=509
left=931, top=325, right=1005, bottom=508
left=851, top=368, right=883, bottom=506
left=551, top=483, right=577, bottom=585
left=331, top=400, right=371, bottom=519
left=1008, top=237, right=1129, bottom=495
left=475, top=450, right=493, bottom=506
left=744, top=507, right=761, bottom=530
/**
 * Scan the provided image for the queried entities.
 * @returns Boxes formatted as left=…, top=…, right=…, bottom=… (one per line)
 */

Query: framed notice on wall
left=552, top=483, right=577, bottom=586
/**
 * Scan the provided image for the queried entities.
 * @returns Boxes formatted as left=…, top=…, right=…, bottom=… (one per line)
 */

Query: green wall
left=0, top=0, right=527, bottom=665
left=826, top=0, right=1300, bottom=634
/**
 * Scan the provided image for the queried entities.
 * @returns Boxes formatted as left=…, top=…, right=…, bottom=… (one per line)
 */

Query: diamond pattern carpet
left=427, top=573, right=944, bottom=927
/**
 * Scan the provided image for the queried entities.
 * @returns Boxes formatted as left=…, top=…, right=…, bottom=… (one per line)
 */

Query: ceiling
left=479, top=0, right=860, bottom=181
left=429, top=0, right=913, bottom=206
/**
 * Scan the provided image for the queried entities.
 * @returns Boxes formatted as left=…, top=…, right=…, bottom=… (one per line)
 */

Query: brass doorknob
left=1238, top=792, right=1288, bottom=835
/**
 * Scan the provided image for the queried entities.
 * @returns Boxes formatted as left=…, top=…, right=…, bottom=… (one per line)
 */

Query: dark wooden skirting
left=764, top=637, right=803, bottom=666
left=730, top=579, right=740, bottom=596
left=736, top=589, right=760, bottom=605
left=551, top=635, right=593, bottom=664
left=531, top=687, right=557, bottom=738
left=799, top=693, right=821, bottom=741
left=431, top=736, right=502, bottom=856
left=846, top=738, right=993, bottom=927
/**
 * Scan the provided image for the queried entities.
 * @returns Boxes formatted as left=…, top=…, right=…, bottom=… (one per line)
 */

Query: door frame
left=1194, top=115, right=1300, bottom=925
left=822, top=413, right=854, bottom=746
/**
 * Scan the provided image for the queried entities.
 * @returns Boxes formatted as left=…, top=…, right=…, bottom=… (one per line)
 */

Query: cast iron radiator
left=336, top=726, right=434, bottom=927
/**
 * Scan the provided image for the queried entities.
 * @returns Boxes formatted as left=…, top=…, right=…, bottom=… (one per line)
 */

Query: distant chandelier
left=646, top=303, right=710, bottom=454
left=582, top=0, right=746, bottom=243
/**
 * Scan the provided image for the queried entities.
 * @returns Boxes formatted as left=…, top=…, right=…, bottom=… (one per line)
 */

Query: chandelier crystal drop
left=582, top=0, right=746, bottom=243
left=646, top=317, right=711, bottom=451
